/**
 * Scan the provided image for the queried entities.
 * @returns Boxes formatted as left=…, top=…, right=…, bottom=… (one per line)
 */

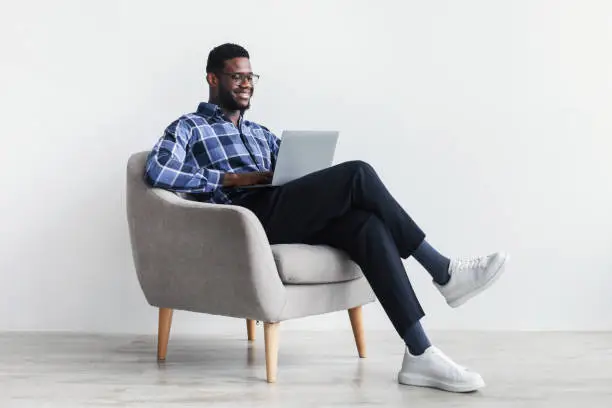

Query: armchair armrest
left=127, top=185, right=287, bottom=322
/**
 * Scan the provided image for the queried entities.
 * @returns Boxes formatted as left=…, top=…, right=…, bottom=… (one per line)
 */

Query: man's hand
left=223, top=171, right=273, bottom=187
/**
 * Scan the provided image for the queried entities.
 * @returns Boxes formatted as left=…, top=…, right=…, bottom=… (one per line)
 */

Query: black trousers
left=233, top=160, right=427, bottom=337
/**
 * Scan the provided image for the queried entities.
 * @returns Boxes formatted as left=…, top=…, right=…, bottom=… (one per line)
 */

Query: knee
left=339, top=160, right=376, bottom=176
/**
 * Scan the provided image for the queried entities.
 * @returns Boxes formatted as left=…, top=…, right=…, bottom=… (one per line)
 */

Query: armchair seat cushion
left=271, top=244, right=363, bottom=284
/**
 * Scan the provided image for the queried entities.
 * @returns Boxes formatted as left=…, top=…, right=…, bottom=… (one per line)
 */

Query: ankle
left=435, top=269, right=451, bottom=286
left=403, top=321, right=432, bottom=356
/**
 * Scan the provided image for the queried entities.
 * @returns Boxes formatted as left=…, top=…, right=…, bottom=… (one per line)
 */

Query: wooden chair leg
left=264, top=322, right=280, bottom=383
left=246, top=319, right=256, bottom=341
left=348, top=306, right=366, bottom=358
left=157, top=308, right=173, bottom=361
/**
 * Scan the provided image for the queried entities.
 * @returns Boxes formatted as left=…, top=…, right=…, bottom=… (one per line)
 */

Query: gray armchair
left=126, top=152, right=375, bottom=382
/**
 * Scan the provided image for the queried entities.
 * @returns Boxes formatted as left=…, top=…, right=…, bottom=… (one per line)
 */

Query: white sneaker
left=435, top=252, right=509, bottom=308
left=398, top=346, right=485, bottom=393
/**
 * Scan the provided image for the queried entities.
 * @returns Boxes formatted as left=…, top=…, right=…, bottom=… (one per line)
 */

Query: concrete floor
left=1, top=330, right=611, bottom=407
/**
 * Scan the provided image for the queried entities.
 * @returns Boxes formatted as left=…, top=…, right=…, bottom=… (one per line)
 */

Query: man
left=145, top=43, right=509, bottom=393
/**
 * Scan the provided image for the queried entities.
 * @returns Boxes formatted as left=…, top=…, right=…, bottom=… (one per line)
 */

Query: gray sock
left=413, top=240, right=451, bottom=285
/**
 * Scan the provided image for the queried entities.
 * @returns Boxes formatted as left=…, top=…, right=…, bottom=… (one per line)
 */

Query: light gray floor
left=1, top=330, right=611, bottom=407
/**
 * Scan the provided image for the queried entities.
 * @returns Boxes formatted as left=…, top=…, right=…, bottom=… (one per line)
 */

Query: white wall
left=1, top=0, right=611, bottom=335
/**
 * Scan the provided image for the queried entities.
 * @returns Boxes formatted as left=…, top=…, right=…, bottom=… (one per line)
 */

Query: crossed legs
left=235, top=160, right=507, bottom=392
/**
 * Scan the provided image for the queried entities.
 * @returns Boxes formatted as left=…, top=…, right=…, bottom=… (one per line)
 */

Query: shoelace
left=455, top=255, right=490, bottom=271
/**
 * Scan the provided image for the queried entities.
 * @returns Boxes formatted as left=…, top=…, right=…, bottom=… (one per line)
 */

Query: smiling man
left=209, top=53, right=255, bottom=117
left=144, top=43, right=509, bottom=393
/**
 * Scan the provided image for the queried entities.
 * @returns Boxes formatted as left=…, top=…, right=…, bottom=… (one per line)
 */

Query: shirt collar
left=196, top=102, right=248, bottom=124
left=196, top=102, right=224, bottom=118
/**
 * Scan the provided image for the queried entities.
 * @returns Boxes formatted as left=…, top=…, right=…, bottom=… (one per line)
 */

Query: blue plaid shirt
left=145, top=102, right=281, bottom=204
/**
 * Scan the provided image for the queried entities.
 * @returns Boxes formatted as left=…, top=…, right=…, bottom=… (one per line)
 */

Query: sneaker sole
left=447, top=253, right=509, bottom=308
left=398, top=371, right=485, bottom=393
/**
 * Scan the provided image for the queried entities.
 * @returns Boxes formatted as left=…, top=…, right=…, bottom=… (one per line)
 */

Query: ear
left=206, top=72, right=218, bottom=87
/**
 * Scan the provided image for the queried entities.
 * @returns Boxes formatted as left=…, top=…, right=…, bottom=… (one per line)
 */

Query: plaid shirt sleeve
left=263, top=127, right=281, bottom=171
left=144, top=119, right=223, bottom=193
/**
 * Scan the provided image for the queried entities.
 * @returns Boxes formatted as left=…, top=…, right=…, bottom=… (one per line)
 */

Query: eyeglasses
left=220, top=72, right=260, bottom=85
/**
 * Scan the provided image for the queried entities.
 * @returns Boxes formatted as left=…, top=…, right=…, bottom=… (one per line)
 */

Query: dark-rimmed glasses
left=220, top=72, right=260, bottom=85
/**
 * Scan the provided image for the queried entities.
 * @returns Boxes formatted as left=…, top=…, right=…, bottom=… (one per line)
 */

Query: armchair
left=126, top=152, right=375, bottom=382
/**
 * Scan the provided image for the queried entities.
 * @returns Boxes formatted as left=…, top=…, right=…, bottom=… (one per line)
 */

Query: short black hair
left=206, top=43, right=250, bottom=73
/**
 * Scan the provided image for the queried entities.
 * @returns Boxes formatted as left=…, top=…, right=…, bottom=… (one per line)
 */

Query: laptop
left=242, top=130, right=339, bottom=188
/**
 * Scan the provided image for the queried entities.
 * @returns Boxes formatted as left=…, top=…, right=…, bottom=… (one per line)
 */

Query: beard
left=218, top=85, right=251, bottom=112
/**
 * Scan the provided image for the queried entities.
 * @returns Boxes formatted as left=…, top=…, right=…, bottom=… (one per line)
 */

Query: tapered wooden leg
left=157, top=308, right=173, bottom=361
left=247, top=319, right=256, bottom=341
left=348, top=306, right=366, bottom=358
left=264, top=322, right=280, bottom=383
